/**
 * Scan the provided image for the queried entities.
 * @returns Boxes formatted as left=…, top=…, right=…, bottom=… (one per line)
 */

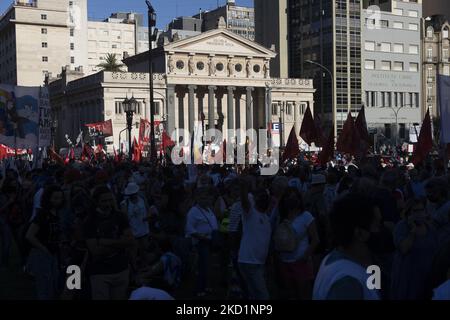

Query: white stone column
left=208, top=86, right=217, bottom=131
left=188, top=85, right=197, bottom=134
left=166, top=85, right=176, bottom=135
left=294, top=102, right=300, bottom=139
left=246, top=87, right=254, bottom=132
left=227, top=86, right=235, bottom=142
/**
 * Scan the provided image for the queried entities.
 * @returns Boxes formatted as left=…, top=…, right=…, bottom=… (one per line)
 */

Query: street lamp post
left=305, top=60, right=336, bottom=138
left=123, top=96, right=137, bottom=161
left=118, top=128, right=127, bottom=158
left=146, top=0, right=158, bottom=162
left=388, top=105, right=405, bottom=147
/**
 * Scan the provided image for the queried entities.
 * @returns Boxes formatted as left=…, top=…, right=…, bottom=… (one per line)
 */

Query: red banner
left=139, top=118, right=151, bottom=147
left=85, top=119, right=113, bottom=137
left=0, top=144, right=28, bottom=160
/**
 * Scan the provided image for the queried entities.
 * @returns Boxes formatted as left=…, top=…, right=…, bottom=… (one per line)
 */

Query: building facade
left=254, top=0, right=289, bottom=78
left=288, top=0, right=363, bottom=134
left=422, top=15, right=450, bottom=121
left=157, top=17, right=202, bottom=45
left=87, top=17, right=137, bottom=74
left=0, top=0, right=77, bottom=85
left=0, top=0, right=150, bottom=85
left=48, top=26, right=315, bottom=152
left=362, top=0, right=422, bottom=144
left=194, top=0, right=255, bottom=41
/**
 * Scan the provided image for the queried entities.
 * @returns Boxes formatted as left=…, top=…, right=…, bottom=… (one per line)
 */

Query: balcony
left=14, top=0, right=37, bottom=7
left=426, top=57, right=438, bottom=63
left=427, top=96, right=435, bottom=102
left=427, top=76, right=436, bottom=83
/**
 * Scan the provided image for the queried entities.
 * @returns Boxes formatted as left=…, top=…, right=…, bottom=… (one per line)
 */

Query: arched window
left=427, top=26, right=434, bottom=38
left=443, top=27, right=449, bottom=39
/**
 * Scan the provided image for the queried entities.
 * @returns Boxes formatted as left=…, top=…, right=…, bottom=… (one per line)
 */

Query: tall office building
left=254, top=0, right=289, bottom=78
left=256, top=0, right=363, bottom=131
left=0, top=0, right=150, bottom=85
left=87, top=13, right=144, bottom=74
left=0, top=0, right=87, bottom=86
left=194, top=0, right=255, bottom=41
left=422, top=15, right=450, bottom=120
left=290, top=0, right=363, bottom=132
left=362, top=0, right=422, bottom=144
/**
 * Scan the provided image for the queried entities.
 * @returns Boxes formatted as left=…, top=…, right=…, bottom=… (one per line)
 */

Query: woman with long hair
left=25, top=185, right=66, bottom=300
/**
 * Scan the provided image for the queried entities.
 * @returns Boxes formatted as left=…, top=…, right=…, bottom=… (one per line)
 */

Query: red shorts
left=279, top=259, right=314, bottom=289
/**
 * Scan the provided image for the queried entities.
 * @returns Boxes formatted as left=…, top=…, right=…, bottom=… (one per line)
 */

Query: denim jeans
left=90, top=269, right=130, bottom=300
left=195, top=240, right=211, bottom=294
left=26, top=248, right=61, bottom=300
left=238, top=263, right=270, bottom=300
left=0, top=215, right=12, bottom=267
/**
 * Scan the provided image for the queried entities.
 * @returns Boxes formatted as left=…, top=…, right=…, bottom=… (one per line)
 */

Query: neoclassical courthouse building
left=48, top=20, right=315, bottom=153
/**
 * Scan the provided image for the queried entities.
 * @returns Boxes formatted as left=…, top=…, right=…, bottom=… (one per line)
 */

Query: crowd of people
left=0, top=153, right=449, bottom=300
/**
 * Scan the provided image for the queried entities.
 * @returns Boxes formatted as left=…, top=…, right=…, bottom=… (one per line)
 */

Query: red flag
left=113, top=146, right=120, bottom=163
left=314, top=114, right=325, bottom=147
left=355, top=105, right=371, bottom=158
left=64, top=150, right=70, bottom=165
left=300, top=106, right=319, bottom=145
left=223, top=139, right=227, bottom=162
left=162, top=131, right=175, bottom=148
left=49, top=148, right=65, bottom=165
left=319, top=126, right=335, bottom=166
left=85, top=119, right=113, bottom=137
left=139, top=118, right=151, bottom=147
left=0, top=145, right=6, bottom=160
left=282, top=126, right=300, bottom=163
left=81, top=144, right=94, bottom=161
left=336, top=112, right=359, bottom=155
left=412, top=109, right=433, bottom=165
left=132, top=137, right=141, bottom=163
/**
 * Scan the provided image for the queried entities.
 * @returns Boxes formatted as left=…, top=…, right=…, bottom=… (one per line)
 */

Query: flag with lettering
left=139, top=118, right=151, bottom=147
left=85, top=119, right=113, bottom=137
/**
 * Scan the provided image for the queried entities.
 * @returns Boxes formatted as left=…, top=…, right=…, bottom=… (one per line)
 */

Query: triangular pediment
left=164, top=29, right=276, bottom=58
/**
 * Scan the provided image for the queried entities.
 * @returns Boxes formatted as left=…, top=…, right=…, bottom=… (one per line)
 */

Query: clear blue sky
left=0, top=0, right=254, bottom=29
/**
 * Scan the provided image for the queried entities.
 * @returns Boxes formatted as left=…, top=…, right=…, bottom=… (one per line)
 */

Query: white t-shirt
left=432, top=279, right=450, bottom=300
left=238, top=194, right=272, bottom=265
left=279, top=211, right=314, bottom=263
left=129, top=287, right=174, bottom=300
left=122, top=196, right=149, bottom=238
left=185, top=206, right=218, bottom=242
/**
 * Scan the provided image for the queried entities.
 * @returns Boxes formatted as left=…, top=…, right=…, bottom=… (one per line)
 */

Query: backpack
left=273, top=219, right=298, bottom=252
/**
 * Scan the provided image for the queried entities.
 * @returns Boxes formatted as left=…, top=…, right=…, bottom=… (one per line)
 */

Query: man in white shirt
left=121, top=182, right=150, bottom=268
left=185, top=187, right=218, bottom=297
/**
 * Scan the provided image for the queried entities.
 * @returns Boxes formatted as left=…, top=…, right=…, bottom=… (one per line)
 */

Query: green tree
left=97, top=53, right=125, bottom=72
